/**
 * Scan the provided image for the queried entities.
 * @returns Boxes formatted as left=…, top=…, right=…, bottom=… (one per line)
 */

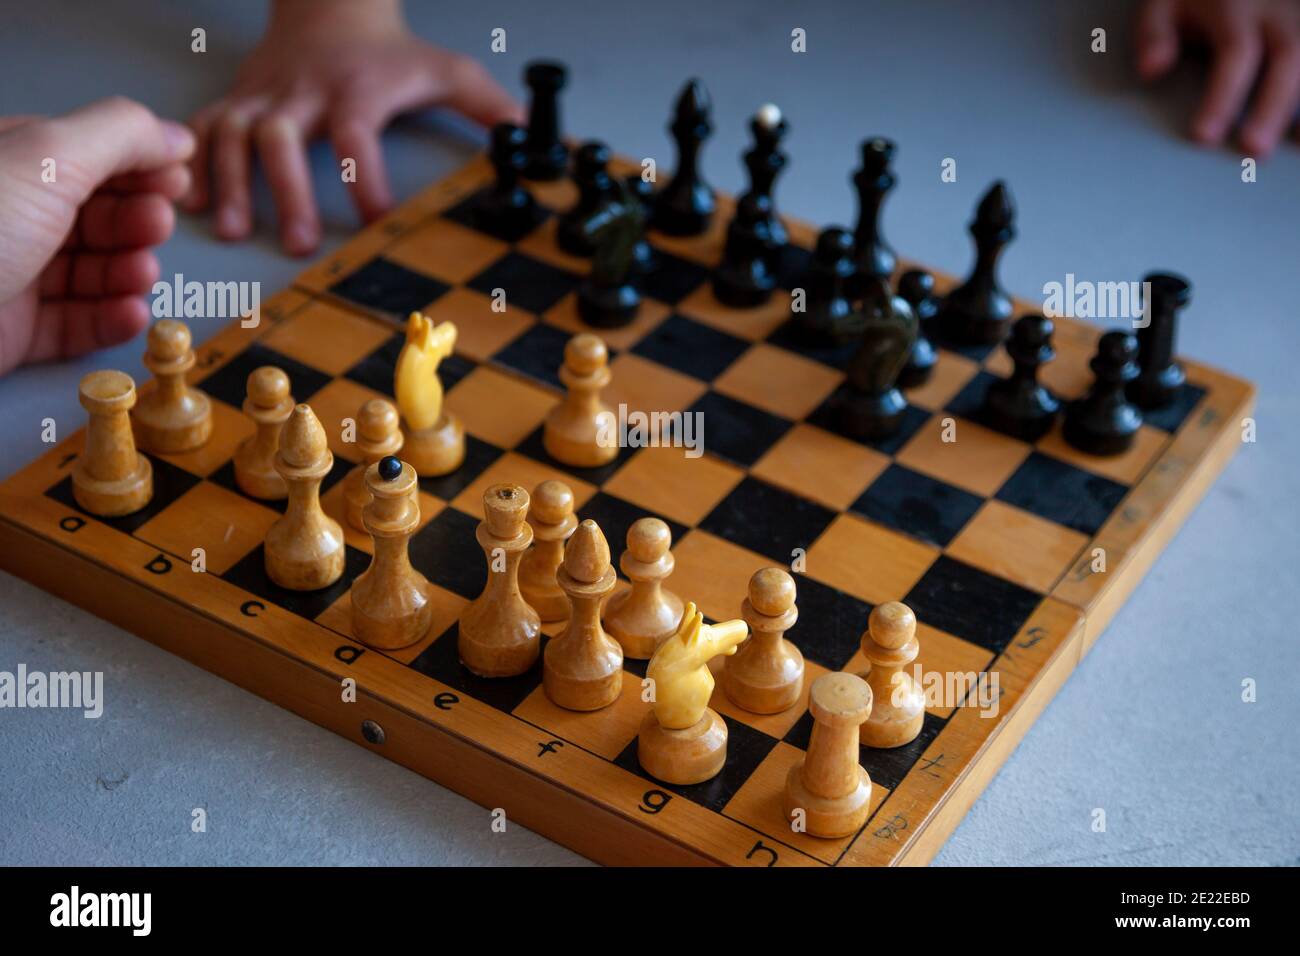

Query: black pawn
left=523, top=61, right=568, bottom=180
left=1128, top=272, right=1189, bottom=409
left=1064, top=330, right=1143, bottom=456
left=838, top=285, right=917, bottom=439
left=981, top=315, right=1060, bottom=441
left=656, top=79, right=716, bottom=237
left=378, top=455, right=403, bottom=482
left=852, top=138, right=897, bottom=284
left=940, top=181, right=1016, bottom=345
left=796, top=227, right=859, bottom=345
left=558, top=141, right=617, bottom=257
left=741, top=103, right=788, bottom=248
left=896, top=269, right=938, bottom=389
left=713, top=194, right=779, bottom=307
left=476, top=123, right=540, bottom=241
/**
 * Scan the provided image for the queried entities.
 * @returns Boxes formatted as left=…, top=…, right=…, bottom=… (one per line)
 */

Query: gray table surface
left=1, top=0, right=1296, bottom=867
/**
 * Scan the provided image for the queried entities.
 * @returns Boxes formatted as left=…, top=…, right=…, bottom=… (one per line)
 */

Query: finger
left=1239, top=22, right=1300, bottom=156
left=330, top=106, right=393, bottom=223
left=255, top=100, right=324, bottom=256
left=67, top=192, right=175, bottom=252
left=103, top=163, right=192, bottom=200
left=1191, top=27, right=1264, bottom=144
left=0, top=115, right=40, bottom=134
left=40, top=248, right=160, bottom=299
left=212, top=98, right=268, bottom=240
left=181, top=102, right=223, bottom=213
left=1135, top=0, right=1181, bottom=80
left=24, top=295, right=151, bottom=365
left=437, top=54, right=526, bottom=127
left=43, top=97, right=194, bottom=195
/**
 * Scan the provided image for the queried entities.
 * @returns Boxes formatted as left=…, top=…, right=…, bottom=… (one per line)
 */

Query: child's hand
left=0, top=97, right=194, bottom=377
left=1136, top=0, right=1300, bottom=156
left=183, top=0, right=522, bottom=256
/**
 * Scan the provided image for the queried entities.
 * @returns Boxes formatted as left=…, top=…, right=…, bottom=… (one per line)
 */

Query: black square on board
left=995, top=451, right=1127, bottom=536
left=699, top=477, right=836, bottom=567
left=924, top=315, right=998, bottom=364
left=807, top=388, right=931, bottom=456
left=515, top=425, right=636, bottom=486
left=766, top=319, right=858, bottom=370
left=578, top=492, right=687, bottom=569
left=681, top=392, right=791, bottom=468
left=784, top=574, right=874, bottom=669
left=491, top=322, right=582, bottom=389
left=944, top=369, right=1002, bottom=423
left=442, top=190, right=550, bottom=243
left=221, top=543, right=371, bottom=622
left=904, top=555, right=1041, bottom=654
left=612, top=714, right=777, bottom=813
left=409, top=507, right=484, bottom=600
left=782, top=710, right=948, bottom=793
left=631, top=314, right=748, bottom=381
left=344, top=332, right=403, bottom=396
left=851, top=463, right=983, bottom=548
left=466, top=252, right=579, bottom=316
left=45, top=456, right=201, bottom=536
left=1140, top=382, right=1207, bottom=434
left=330, top=257, right=450, bottom=318
left=417, top=434, right=502, bottom=501
left=639, top=251, right=709, bottom=306
left=409, top=623, right=545, bottom=714
left=196, top=342, right=333, bottom=409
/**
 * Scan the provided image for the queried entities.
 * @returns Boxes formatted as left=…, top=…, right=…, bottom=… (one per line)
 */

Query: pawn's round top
left=378, top=455, right=402, bottom=482
left=573, top=140, right=611, bottom=175
left=1011, top=313, right=1053, bottom=348
left=563, top=519, right=610, bottom=584
left=860, top=136, right=896, bottom=172
left=1144, top=271, right=1191, bottom=306
left=814, top=226, right=854, bottom=262
left=483, top=483, right=529, bottom=539
left=565, top=333, right=608, bottom=376
left=749, top=567, right=795, bottom=616
left=247, top=366, right=290, bottom=409
left=1098, top=329, right=1139, bottom=366
left=897, top=269, right=935, bottom=305
left=525, top=59, right=566, bottom=89
left=755, top=102, right=782, bottom=129
left=358, top=399, right=400, bottom=443
left=869, top=601, right=916, bottom=649
left=531, top=479, right=574, bottom=525
left=79, top=369, right=136, bottom=413
left=147, top=319, right=191, bottom=361
left=279, top=404, right=327, bottom=468
left=491, top=122, right=527, bottom=156
left=809, top=672, right=873, bottom=728
left=626, top=517, right=670, bottom=563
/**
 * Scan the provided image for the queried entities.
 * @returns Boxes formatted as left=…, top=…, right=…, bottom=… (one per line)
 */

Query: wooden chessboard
left=0, top=153, right=1253, bottom=866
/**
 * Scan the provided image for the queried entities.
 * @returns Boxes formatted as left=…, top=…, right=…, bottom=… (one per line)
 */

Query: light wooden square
left=723, top=742, right=890, bottom=865
left=896, top=413, right=1032, bottom=497
left=713, top=343, right=842, bottom=420
left=543, top=293, right=672, bottom=351
left=602, top=444, right=745, bottom=528
left=385, top=218, right=510, bottom=284
left=446, top=366, right=558, bottom=448
left=647, top=194, right=734, bottom=265
left=259, top=300, right=395, bottom=376
left=604, top=353, right=708, bottom=430
left=806, top=513, right=940, bottom=606
left=315, top=581, right=467, bottom=665
left=512, top=670, right=648, bottom=760
left=709, top=657, right=828, bottom=741
left=151, top=397, right=253, bottom=478
left=842, top=621, right=994, bottom=719
left=301, top=377, right=390, bottom=464
left=905, top=349, right=981, bottom=412
left=135, top=482, right=277, bottom=575
left=450, top=451, right=598, bottom=519
left=420, top=287, right=534, bottom=362
left=515, top=218, right=591, bottom=275
left=671, top=530, right=771, bottom=624
left=751, top=423, right=889, bottom=511
left=946, top=499, right=1089, bottom=595
left=676, top=284, right=794, bottom=342
left=1036, top=422, right=1169, bottom=486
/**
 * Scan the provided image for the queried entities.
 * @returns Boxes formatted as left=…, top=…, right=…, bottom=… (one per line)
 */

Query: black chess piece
left=475, top=123, right=542, bottom=241
left=558, top=141, right=618, bottom=256
left=523, top=60, right=568, bottom=180
left=1127, top=272, right=1189, bottom=409
left=1064, top=330, right=1143, bottom=456
left=795, top=227, right=860, bottom=345
left=577, top=181, right=644, bottom=328
left=655, top=79, right=716, bottom=236
left=852, top=138, right=897, bottom=285
left=622, top=173, right=658, bottom=274
left=837, top=282, right=918, bottom=439
left=712, top=193, right=780, bottom=307
left=741, top=103, right=788, bottom=248
left=895, top=269, right=938, bottom=389
left=939, top=181, right=1016, bottom=345
left=981, top=315, right=1060, bottom=441
left=378, top=455, right=403, bottom=482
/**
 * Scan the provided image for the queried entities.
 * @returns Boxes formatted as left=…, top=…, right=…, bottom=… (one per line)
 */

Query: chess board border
left=0, top=155, right=1255, bottom=866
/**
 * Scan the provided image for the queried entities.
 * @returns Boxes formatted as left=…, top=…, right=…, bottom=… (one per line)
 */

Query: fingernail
left=216, top=206, right=244, bottom=237
left=162, top=120, right=195, bottom=157
left=285, top=222, right=318, bottom=254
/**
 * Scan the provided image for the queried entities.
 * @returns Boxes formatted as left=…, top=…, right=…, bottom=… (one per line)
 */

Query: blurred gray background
left=1, top=0, right=1296, bottom=866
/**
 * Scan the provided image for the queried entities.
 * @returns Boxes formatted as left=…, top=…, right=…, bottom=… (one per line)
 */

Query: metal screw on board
left=361, top=720, right=386, bottom=745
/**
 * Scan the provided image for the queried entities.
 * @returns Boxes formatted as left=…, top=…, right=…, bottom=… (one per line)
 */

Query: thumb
left=43, top=97, right=194, bottom=199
